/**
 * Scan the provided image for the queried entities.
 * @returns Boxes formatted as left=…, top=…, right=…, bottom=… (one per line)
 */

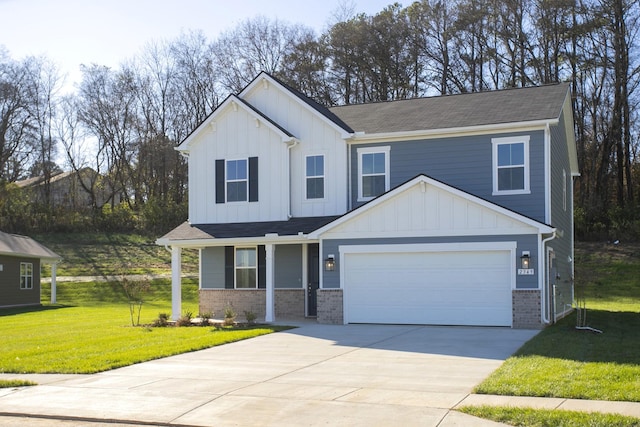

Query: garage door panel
left=344, top=250, right=512, bottom=326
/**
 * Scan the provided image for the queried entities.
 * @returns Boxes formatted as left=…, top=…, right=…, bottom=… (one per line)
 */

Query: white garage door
left=344, top=247, right=513, bottom=326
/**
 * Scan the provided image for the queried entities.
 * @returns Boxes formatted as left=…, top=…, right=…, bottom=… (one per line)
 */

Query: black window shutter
left=257, top=245, right=266, bottom=289
left=216, top=159, right=225, bottom=204
left=249, top=157, right=259, bottom=202
left=224, top=246, right=234, bottom=289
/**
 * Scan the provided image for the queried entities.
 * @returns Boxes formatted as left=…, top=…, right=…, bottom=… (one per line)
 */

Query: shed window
left=20, top=262, right=33, bottom=290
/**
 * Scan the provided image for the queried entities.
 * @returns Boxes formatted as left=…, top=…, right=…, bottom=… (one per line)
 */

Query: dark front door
left=307, top=243, right=320, bottom=316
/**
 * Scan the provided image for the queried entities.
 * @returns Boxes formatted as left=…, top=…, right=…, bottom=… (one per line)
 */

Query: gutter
left=540, top=231, right=557, bottom=324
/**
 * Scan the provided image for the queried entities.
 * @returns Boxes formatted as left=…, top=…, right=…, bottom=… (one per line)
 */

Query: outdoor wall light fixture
left=324, top=254, right=336, bottom=271
left=520, top=251, right=531, bottom=269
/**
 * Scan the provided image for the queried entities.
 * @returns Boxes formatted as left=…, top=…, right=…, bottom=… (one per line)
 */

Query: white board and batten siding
left=340, top=242, right=515, bottom=326
left=319, top=178, right=543, bottom=240
left=187, top=104, right=290, bottom=224
left=242, top=76, right=349, bottom=218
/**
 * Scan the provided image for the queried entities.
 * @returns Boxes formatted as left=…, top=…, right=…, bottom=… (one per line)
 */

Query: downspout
left=540, top=231, right=557, bottom=324
left=286, top=139, right=299, bottom=219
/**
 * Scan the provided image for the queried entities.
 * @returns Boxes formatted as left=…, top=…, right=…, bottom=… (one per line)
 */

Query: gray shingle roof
left=328, top=83, right=570, bottom=134
left=0, top=231, right=61, bottom=261
left=160, top=216, right=342, bottom=241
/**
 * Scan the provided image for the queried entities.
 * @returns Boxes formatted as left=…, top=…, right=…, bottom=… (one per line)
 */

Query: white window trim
left=20, top=262, right=33, bottom=290
left=492, top=136, right=530, bottom=195
left=357, top=146, right=390, bottom=202
left=226, top=158, right=248, bottom=203
left=305, top=154, right=325, bottom=201
left=235, top=246, right=257, bottom=289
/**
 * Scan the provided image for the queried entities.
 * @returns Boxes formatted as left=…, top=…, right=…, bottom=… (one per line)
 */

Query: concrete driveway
left=0, top=323, right=537, bottom=426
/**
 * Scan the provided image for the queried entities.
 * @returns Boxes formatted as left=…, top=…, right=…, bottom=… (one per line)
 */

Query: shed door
left=344, top=249, right=512, bottom=326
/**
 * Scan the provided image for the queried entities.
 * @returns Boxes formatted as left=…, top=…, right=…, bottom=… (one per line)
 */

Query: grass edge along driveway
left=0, top=304, right=288, bottom=376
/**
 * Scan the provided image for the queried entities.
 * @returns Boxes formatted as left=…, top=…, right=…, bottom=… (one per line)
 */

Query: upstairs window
left=216, top=157, right=258, bottom=204
left=306, top=155, right=324, bottom=199
left=20, top=262, right=33, bottom=290
left=235, top=247, right=257, bottom=289
left=358, top=146, right=390, bottom=201
left=492, top=136, right=530, bottom=195
left=226, top=159, right=248, bottom=202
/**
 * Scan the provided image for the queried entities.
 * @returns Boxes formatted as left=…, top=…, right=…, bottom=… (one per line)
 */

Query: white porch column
left=265, top=244, right=275, bottom=322
left=50, top=263, right=58, bottom=304
left=171, top=246, right=182, bottom=321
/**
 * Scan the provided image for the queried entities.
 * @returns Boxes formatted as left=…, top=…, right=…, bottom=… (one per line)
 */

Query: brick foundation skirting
left=512, top=289, right=544, bottom=329
left=317, top=289, right=343, bottom=324
left=199, top=289, right=304, bottom=321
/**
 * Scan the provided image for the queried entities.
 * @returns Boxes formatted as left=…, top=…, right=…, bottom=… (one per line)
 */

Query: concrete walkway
left=0, top=323, right=637, bottom=426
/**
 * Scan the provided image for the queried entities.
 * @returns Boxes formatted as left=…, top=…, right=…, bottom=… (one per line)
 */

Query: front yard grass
left=459, top=405, right=640, bottom=427
left=0, top=279, right=286, bottom=375
left=474, top=242, right=640, bottom=402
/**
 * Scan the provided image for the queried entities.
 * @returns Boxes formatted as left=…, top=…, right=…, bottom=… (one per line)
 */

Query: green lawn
left=0, top=278, right=285, bottom=375
left=460, top=405, right=640, bottom=427
left=474, top=242, right=640, bottom=403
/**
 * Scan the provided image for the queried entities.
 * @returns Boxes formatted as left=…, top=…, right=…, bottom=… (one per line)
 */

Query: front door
left=307, top=243, right=319, bottom=316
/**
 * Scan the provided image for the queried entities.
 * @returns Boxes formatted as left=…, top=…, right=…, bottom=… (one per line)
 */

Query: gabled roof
left=175, top=94, right=296, bottom=153
left=157, top=216, right=340, bottom=245
left=0, top=231, right=61, bottom=262
left=329, top=83, right=571, bottom=134
left=240, top=72, right=355, bottom=136
left=309, top=174, right=555, bottom=238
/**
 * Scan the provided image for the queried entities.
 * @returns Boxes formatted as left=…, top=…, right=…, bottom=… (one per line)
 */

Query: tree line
left=0, top=0, right=638, bottom=239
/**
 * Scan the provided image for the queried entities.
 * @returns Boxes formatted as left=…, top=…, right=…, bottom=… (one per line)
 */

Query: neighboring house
left=15, top=168, right=118, bottom=209
left=157, top=72, right=578, bottom=329
left=0, top=231, right=61, bottom=308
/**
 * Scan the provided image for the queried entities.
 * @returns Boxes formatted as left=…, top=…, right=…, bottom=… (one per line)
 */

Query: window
left=358, top=146, right=390, bottom=200
left=226, top=159, right=248, bottom=202
left=492, top=136, right=530, bottom=195
left=20, top=262, right=33, bottom=290
left=235, top=247, right=257, bottom=288
left=306, top=155, right=324, bottom=199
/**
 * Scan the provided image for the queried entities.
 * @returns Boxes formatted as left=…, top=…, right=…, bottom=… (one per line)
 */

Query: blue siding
left=201, top=247, right=225, bottom=289
left=350, top=130, right=546, bottom=222
left=322, top=235, right=539, bottom=290
left=274, top=244, right=303, bottom=289
left=549, top=111, right=575, bottom=315
left=200, top=244, right=303, bottom=289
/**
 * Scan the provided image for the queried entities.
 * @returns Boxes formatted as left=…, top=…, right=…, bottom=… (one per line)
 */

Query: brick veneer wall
left=199, top=289, right=305, bottom=321
left=512, top=290, right=544, bottom=329
left=317, top=289, right=343, bottom=324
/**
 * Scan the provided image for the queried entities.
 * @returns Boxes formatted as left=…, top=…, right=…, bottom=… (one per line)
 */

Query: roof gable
left=176, top=94, right=296, bottom=153
left=0, top=231, right=61, bottom=261
left=310, top=175, right=554, bottom=239
left=329, top=83, right=570, bottom=135
left=240, top=72, right=354, bottom=137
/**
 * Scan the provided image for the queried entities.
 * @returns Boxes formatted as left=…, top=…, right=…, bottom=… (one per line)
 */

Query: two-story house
left=157, top=72, right=578, bottom=329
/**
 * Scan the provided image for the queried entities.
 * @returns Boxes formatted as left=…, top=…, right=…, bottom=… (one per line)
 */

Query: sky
left=0, top=0, right=394, bottom=90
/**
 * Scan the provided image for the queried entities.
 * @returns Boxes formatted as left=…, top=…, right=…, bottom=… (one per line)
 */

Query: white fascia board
left=240, top=73, right=355, bottom=138
left=0, top=251, right=61, bottom=262
left=156, top=234, right=311, bottom=249
left=346, top=119, right=558, bottom=145
left=309, top=175, right=555, bottom=238
left=175, top=94, right=295, bottom=154
left=562, top=92, right=580, bottom=176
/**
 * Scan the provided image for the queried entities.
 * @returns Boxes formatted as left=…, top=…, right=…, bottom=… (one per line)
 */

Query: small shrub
left=198, top=311, right=213, bottom=327
left=176, top=311, right=193, bottom=327
left=152, top=313, right=170, bottom=327
left=223, top=305, right=236, bottom=326
left=244, top=310, right=257, bottom=325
